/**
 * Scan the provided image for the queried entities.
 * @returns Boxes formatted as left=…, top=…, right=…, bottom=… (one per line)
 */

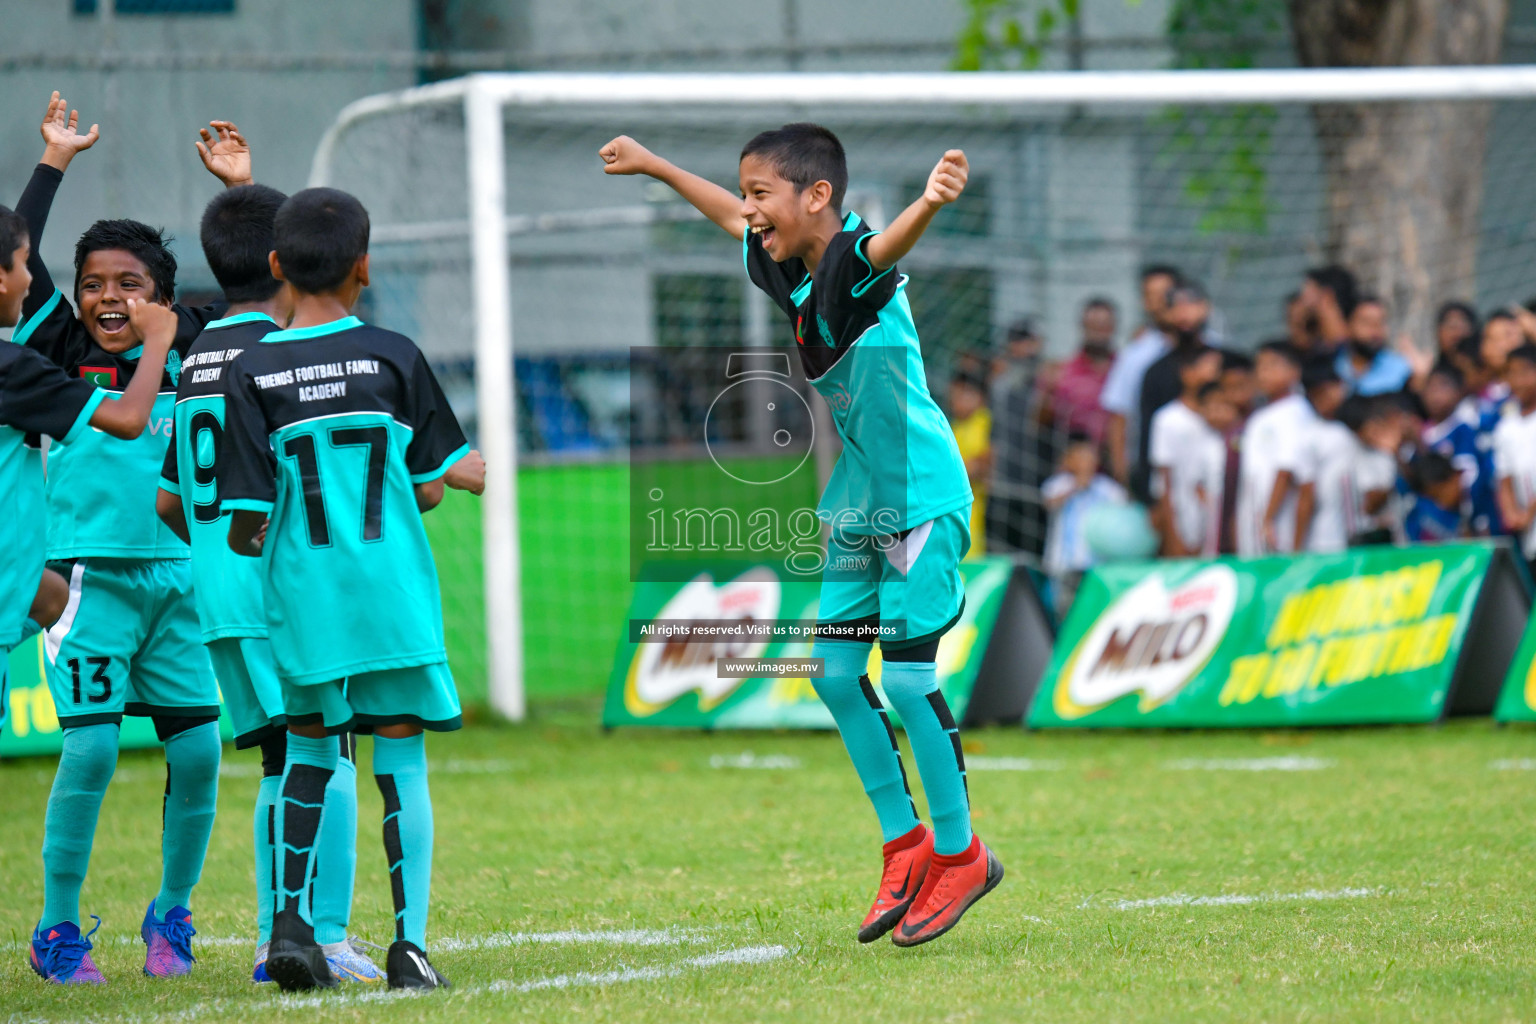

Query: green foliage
left=955, top=0, right=1287, bottom=236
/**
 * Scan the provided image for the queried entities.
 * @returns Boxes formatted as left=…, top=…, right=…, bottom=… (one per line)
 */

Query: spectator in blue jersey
left=1404, top=451, right=1468, bottom=542
left=1418, top=363, right=1491, bottom=534
left=1336, top=294, right=1412, bottom=396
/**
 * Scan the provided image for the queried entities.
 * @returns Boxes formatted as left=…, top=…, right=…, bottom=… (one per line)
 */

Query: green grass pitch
left=3, top=708, right=1535, bottom=1022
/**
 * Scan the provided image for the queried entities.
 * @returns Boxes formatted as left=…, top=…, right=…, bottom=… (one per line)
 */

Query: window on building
left=74, top=0, right=234, bottom=14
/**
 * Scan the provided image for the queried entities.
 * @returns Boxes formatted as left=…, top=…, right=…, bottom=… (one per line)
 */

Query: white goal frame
left=308, top=65, right=1536, bottom=722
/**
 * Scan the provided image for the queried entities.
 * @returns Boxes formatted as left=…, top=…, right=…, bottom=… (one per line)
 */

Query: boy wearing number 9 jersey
left=157, top=184, right=381, bottom=985
left=220, top=187, right=481, bottom=992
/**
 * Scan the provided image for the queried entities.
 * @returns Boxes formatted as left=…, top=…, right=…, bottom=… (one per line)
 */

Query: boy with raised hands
left=600, top=126, right=1002, bottom=947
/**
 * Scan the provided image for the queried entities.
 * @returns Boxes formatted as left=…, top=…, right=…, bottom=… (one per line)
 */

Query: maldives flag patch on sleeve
left=80, top=366, right=117, bottom=387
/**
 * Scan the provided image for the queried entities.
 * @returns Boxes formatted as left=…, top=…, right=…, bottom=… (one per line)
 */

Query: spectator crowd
left=947, top=263, right=1536, bottom=617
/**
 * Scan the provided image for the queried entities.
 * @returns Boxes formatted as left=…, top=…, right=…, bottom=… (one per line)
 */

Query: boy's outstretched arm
left=196, top=120, right=254, bottom=188
left=864, top=150, right=968, bottom=271
left=600, top=136, right=747, bottom=239
left=85, top=298, right=176, bottom=438
left=16, top=92, right=98, bottom=324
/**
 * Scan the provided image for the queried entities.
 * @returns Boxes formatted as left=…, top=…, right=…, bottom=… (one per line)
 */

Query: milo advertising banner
left=2, top=637, right=233, bottom=758
left=603, top=556, right=1053, bottom=729
left=1493, top=592, right=1536, bottom=722
left=1030, top=543, right=1527, bottom=729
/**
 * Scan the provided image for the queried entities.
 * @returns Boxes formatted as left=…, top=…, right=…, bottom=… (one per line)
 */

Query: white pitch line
left=708, top=753, right=802, bottom=770
left=1162, top=756, right=1333, bottom=772
left=1489, top=758, right=1536, bottom=771
left=967, top=756, right=1064, bottom=772
left=1096, top=886, right=1379, bottom=911
left=62, top=944, right=791, bottom=1022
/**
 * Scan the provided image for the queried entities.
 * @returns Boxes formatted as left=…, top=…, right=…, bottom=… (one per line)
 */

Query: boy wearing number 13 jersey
left=219, top=187, right=470, bottom=992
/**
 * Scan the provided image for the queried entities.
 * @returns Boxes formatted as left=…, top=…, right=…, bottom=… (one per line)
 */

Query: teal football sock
left=880, top=661, right=972, bottom=856
left=810, top=640, right=920, bottom=843
left=40, top=723, right=119, bottom=928
left=373, top=733, right=433, bottom=948
left=254, top=773, right=280, bottom=945
left=311, top=740, right=358, bottom=947
left=156, top=721, right=221, bottom=913
left=276, top=734, right=339, bottom=922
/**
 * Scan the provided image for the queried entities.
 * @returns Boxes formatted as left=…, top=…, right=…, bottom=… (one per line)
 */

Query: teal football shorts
left=206, top=636, right=285, bottom=748
left=281, top=660, right=463, bottom=735
left=816, top=506, right=970, bottom=649
left=44, top=558, right=219, bottom=728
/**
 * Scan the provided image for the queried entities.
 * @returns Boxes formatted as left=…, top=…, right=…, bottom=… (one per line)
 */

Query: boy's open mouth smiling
left=95, top=310, right=129, bottom=335
left=750, top=223, right=776, bottom=250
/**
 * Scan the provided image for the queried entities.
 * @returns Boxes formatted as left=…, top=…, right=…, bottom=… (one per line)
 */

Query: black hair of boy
left=1221, top=350, right=1254, bottom=373
left=1173, top=343, right=1214, bottom=373
left=0, top=204, right=27, bottom=269
left=1338, top=394, right=1376, bottom=435
left=1412, top=450, right=1458, bottom=491
left=1301, top=354, right=1341, bottom=393
left=952, top=368, right=988, bottom=395
left=1428, top=361, right=1466, bottom=391
left=740, top=123, right=848, bottom=214
left=74, top=219, right=176, bottom=301
left=273, top=187, right=370, bottom=294
left=1257, top=339, right=1304, bottom=369
left=201, top=184, right=288, bottom=303
left=1140, top=263, right=1181, bottom=285
left=1507, top=342, right=1536, bottom=370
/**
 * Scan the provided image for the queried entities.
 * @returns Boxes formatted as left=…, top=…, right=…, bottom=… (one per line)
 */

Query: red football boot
left=891, top=834, right=1003, bottom=948
left=858, top=825, right=933, bottom=943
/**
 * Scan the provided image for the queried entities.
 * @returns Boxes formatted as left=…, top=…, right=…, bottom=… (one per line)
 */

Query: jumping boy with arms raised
left=600, top=125, right=1003, bottom=947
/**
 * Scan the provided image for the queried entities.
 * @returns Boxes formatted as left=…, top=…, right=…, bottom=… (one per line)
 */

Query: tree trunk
left=1288, top=0, right=1507, bottom=347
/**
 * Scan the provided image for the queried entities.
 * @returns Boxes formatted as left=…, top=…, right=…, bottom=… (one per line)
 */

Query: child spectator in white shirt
left=1042, top=435, right=1127, bottom=618
left=1149, top=345, right=1224, bottom=557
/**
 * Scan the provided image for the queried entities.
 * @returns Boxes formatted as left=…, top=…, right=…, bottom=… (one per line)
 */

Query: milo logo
left=623, top=568, right=781, bottom=716
left=1053, top=565, right=1238, bottom=719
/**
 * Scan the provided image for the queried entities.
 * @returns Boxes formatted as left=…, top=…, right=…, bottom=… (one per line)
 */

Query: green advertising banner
left=2, top=637, right=233, bottom=759
left=1030, top=543, right=1517, bottom=729
left=603, top=557, right=1026, bottom=729
left=1496, top=613, right=1536, bottom=723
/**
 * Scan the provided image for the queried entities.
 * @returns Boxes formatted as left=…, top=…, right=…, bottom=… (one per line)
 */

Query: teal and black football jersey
left=743, top=212, right=971, bottom=535
left=219, top=316, right=469, bottom=685
left=160, top=312, right=281, bottom=642
left=12, top=163, right=221, bottom=559
left=0, top=342, right=104, bottom=647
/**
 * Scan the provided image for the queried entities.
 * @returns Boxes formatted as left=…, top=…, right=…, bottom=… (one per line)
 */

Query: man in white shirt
left=1149, top=347, right=1224, bottom=557
left=1236, top=341, right=1310, bottom=556
left=1494, top=344, right=1536, bottom=564
left=1101, top=264, right=1180, bottom=485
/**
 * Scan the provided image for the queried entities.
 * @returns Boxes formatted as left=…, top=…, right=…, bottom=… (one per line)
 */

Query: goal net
left=309, top=68, right=1536, bottom=719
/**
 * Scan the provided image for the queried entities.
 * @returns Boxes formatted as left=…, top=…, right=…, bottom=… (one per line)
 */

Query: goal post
left=308, top=66, right=1536, bottom=722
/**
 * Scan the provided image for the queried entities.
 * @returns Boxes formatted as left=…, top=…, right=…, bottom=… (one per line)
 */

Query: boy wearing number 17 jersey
left=157, top=185, right=379, bottom=985
left=220, top=188, right=474, bottom=992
